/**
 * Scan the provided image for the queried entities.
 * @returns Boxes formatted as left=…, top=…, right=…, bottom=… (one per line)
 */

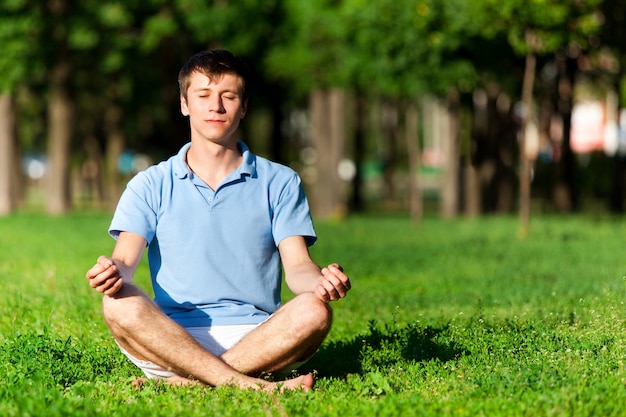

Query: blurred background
left=0, top=0, right=625, bottom=225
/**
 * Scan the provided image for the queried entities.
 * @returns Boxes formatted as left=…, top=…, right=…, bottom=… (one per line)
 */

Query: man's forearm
left=284, top=263, right=323, bottom=295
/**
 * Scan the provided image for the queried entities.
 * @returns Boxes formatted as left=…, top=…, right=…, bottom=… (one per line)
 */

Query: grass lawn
left=1, top=212, right=626, bottom=416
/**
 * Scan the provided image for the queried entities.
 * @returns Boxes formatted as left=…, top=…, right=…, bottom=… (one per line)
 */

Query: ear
left=240, top=99, right=248, bottom=118
left=180, top=94, right=189, bottom=116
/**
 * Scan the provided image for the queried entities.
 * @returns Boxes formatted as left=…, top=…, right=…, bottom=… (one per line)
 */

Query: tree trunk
left=610, top=154, right=626, bottom=212
left=441, top=91, right=460, bottom=219
left=609, top=73, right=625, bottom=212
left=405, top=100, right=422, bottom=222
left=463, top=160, right=481, bottom=216
left=350, top=94, right=366, bottom=212
left=603, top=0, right=626, bottom=212
left=490, top=87, right=516, bottom=214
left=381, top=99, right=398, bottom=206
left=470, top=85, right=516, bottom=214
left=105, top=102, right=125, bottom=208
left=45, top=59, right=74, bottom=214
left=467, top=89, right=488, bottom=215
left=309, top=89, right=330, bottom=217
left=268, top=84, right=287, bottom=165
left=0, top=93, right=17, bottom=215
left=327, top=88, right=346, bottom=216
left=519, top=30, right=538, bottom=235
left=309, top=88, right=346, bottom=218
left=552, top=50, right=578, bottom=212
left=82, top=136, right=105, bottom=205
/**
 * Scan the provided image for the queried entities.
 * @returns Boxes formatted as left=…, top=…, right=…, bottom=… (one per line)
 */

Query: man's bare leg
left=102, top=283, right=313, bottom=391
left=221, top=292, right=332, bottom=376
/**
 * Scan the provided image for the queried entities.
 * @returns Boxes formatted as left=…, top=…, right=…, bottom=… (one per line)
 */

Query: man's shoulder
left=253, top=153, right=298, bottom=178
left=127, top=159, right=169, bottom=188
left=128, top=149, right=186, bottom=187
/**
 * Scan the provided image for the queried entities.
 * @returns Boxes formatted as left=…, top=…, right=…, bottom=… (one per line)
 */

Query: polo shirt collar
left=173, top=141, right=256, bottom=180
left=173, top=142, right=193, bottom=179
left=238, top=142, right=257, bottom=178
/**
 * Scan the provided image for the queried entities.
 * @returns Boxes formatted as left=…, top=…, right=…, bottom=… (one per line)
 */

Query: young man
left=85, top=49, right=351, bottom=392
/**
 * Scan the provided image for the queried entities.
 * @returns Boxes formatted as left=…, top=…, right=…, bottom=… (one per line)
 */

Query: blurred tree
left=0, top=0, right=42, bottom=214
left=0, top=94, right=17, bottom=214
left=70, top=1, right=141, bottom=207
left=93, top=1, right=192, bottom=205
left=441, top=1, right=520, bottom=216
left=543, top=4, right=603, bottom=215
left=342, top=0, right=429, bottom=217
left=469, top=0, right=602, bottom=233
left=53, top=0, right=196, bottom=207
left=342, top=0, right=476, bottom=220
left=599, top=0, right=626, bottom=212
left=3, top=0, right=614, bottom=219
left=265, top=0, right=351, bottom=218
left=3, top=1, right=190, bottom=213
left=42, top=0, right=75, bottom=214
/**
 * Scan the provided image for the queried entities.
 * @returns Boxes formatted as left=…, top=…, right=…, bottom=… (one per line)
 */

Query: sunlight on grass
left=2, top=212, right=626, bottom=416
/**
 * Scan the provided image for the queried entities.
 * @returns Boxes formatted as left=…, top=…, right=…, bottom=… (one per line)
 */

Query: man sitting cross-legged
left=85, top=49, right=351, bottom=392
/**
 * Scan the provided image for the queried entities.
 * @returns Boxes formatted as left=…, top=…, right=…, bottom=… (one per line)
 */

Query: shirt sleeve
left=271, top=171, right=317, bottom=247
left=109, top=171, right=158, bottom=244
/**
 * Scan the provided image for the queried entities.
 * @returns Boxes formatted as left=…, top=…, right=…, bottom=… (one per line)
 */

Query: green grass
left=2, top=212, right=626, bottom=416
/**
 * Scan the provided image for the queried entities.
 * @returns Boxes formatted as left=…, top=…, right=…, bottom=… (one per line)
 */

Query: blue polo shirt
left=109, top=142, right=317, bottom=327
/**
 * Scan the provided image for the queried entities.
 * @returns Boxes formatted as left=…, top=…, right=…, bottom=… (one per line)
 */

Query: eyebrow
left=192, top=87, right=240, bottom=95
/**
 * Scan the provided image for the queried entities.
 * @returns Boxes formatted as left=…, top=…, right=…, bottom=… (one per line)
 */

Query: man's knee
left=102, top=294, right=127, bottom=331
left=101, top=284, right=146, bottom=332
left=292, top=292, right=333, bottom=334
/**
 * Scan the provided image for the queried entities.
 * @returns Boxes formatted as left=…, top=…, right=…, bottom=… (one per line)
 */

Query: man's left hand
left=315, top=263, right=351, bottom=303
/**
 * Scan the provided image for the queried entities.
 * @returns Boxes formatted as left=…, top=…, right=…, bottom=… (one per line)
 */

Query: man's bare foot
left=132, top=375, right=201, bottom=388
left=132, top=373, right=314, bottom=393
left=132, top=377, right=149, bottom=389
left=270, top=373, right=315, bottom=392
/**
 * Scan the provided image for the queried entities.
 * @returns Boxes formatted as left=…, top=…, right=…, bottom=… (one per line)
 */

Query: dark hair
left=178, top=49, right=250, bottom=101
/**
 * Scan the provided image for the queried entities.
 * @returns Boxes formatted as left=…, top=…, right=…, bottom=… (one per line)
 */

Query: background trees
left=1, top=0, right=623, bottom=221
left=0, top=0, right=42, bottom=214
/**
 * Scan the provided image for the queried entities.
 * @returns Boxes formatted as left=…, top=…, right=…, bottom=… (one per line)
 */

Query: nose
left=208, top=95, right=225, bottom=113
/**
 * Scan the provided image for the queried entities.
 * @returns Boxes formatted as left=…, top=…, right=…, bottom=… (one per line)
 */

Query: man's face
left=180, top=71, right=247, bottom=145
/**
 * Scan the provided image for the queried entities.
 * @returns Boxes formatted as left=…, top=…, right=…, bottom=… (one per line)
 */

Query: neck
left=186, top=141, right=242, bottom=189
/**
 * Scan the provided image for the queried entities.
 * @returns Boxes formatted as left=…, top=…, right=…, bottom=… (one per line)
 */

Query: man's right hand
left=86, top=256, right=124, bottom=295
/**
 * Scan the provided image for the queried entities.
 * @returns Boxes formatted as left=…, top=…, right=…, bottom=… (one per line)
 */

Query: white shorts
left=118, top=323, right=310, bottom=380
left=118, top=323, right=261, bottom=379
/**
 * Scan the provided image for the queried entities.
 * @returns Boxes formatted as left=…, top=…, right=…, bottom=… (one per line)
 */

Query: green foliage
left=140, top=10, right=179, bottom=53
left=1, top=0, right=619, bottom=181
left=264, top=0, right=351, bottom=96
left=480, top=0, right=603, bottom=55
left=0, top=0, right=43, bottom=92
left=266, top=0, right=480, bottom=98
left=2, top=213, right=626, bottom=415
left=99, top=3, right=134, bottom=28
left=176, top=0, right=282, bottom=56
left=1, top=329, right=130, bottom=389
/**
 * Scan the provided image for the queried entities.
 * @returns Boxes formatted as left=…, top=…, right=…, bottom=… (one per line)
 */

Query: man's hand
left=86, top=256, right=124, bottom=296
left=315, top=263, right=351, bottom=303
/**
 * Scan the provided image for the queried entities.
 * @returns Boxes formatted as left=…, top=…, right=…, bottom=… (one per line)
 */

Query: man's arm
left=85, top=231, right=147, bottom=296
left=279, top=236, right=351, bottom=303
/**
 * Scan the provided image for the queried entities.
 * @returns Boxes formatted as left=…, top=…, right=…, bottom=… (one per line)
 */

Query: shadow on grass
left=304, top=321, right=468, bottom=379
